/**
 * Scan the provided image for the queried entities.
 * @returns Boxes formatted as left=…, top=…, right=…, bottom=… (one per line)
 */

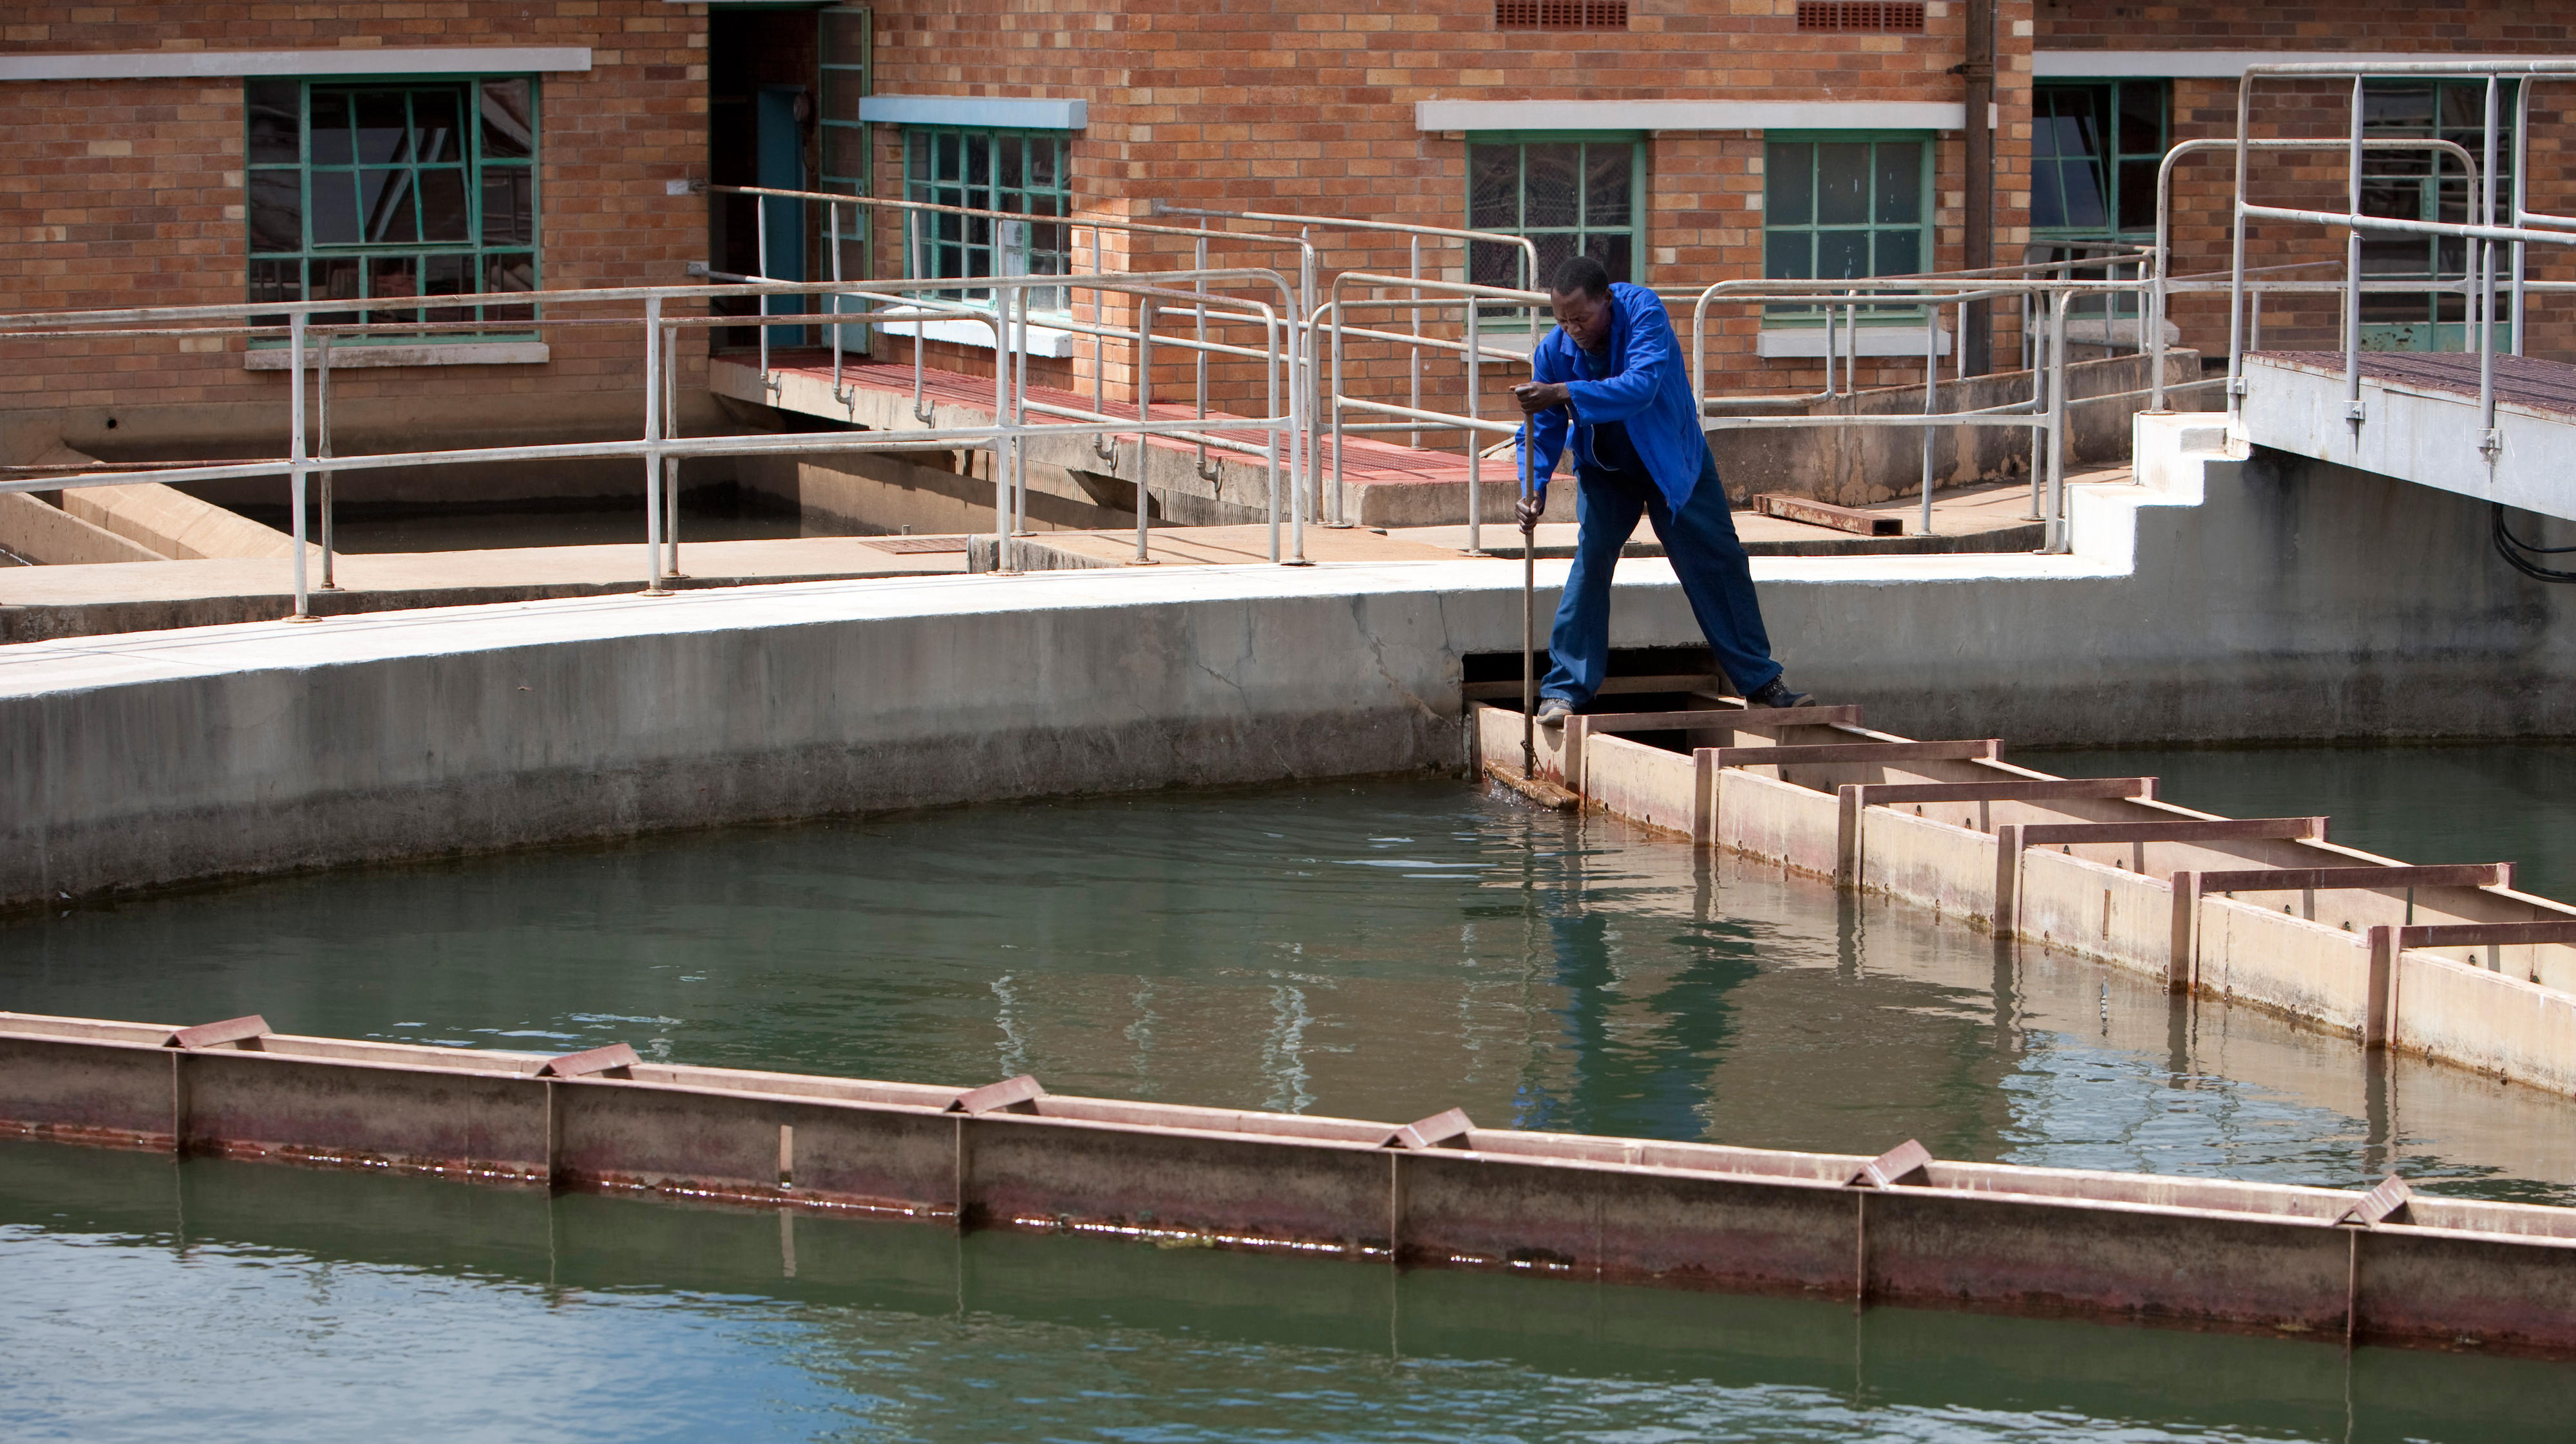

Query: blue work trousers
left=1540, top=452, right=1782, bottom=708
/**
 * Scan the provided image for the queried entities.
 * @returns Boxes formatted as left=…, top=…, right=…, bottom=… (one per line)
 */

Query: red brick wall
left=2038, top=3, right=2576, bottom=366
left=862, top=0, right=2034, bottom=418
left=0, top=3, right=710, bottom=454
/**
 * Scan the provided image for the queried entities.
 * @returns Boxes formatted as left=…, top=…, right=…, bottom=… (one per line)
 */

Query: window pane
left=413, top=90, right=464, bottom=163
left=1765, top=142, right=1812, bottom=227
left=824, top=124, right=867, bottom=182
left=2031, top=157, right=2067, bottom=230
left=483, top=252, right=536, bottom=320
left=2365, top=82, right=2433, bottom=131
left=1584, top=144, right=1630, bottom=229
left=908, top=130, right=928, bottom=178
left=967, top=135, right=990, bottom=191
left=1764, top=229, right=1809, bottom=279
left=310, top=169, right=359, bottom=244
left=248, top=258, right=301, bottom=308
left=998, top=136, right=1022, bottom=191
left=2116, top=158, right=2159, bottom=231
left=482, top=169, right=533, bottom=246
left=424, top=253, right=473, bottom=322
left=1468, top=145, right=1518, bottom=229
left=1030, top=138, right=1059, bottom=191
left=1470, top=236, right=1520, bottom=290
left=1533, top=231, right=1577, bottom=290
left=820, top=66, right=863, bottom=124
left=1816, top=229, right=1869, bottom=279
left=416, top=168, right=469, bottom=242
left=1873, top=142, right=1920, bottom=225
left=2117, top=83, right=2161, bottom=156
left=1584, top=231, right=1632, bottom=284
left=480, top=79, right=534, bottom=158
left=248, top=170, right=301, bottom=252
left=368, top=254, right=421, bottom=323
left=1524, top=143, right=1580, bottom=229
left=2058, top=154, right=2108, bottom=230
left=1874, top=227, right=1918, bottom=277
left=2440, top=82, right=2494, bottom=132
left=359, top=168, right=417, bottom=243
left=355, top=92, right=410, bottom=165
left=247, top=80, right=300, bottom=165
left=310, top=90, right=353, bottom=166
left=2031, top=92, right=2070, bottom=159
left=1815, top=142, right=1869, bottom=224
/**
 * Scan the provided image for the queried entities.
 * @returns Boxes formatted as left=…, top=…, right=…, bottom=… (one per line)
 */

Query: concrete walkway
left=0, top=534, right=965, bottom=642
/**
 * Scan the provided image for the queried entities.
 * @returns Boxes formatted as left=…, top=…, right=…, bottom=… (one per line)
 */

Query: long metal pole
left=1331, top=298, right=1349, bottom=541
left=643, top=295, right=668, bottom=595
left=1014, top=279, right=1030, bottom=536
left=2344, top=75, right=2365, bottom=424
left=316, top=332, right=337, bottom=592
left=1521, top=416, right=1537, bottom=779
left=287, top=312, right=310, bottom=619
left=908, top=209, right=933, bottom=424
left=1267, top=311, right=1282, bottom=564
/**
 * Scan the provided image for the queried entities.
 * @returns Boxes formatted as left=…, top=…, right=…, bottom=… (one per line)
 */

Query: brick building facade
left=1, top=3, right=2566, bottom=496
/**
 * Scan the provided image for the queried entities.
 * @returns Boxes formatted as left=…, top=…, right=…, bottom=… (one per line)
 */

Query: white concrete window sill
left=1756, top=328, right=1951, bottom=359
left=245, top=342, right=549, bottom=370
left=876, top=317, right=1077, bottom=360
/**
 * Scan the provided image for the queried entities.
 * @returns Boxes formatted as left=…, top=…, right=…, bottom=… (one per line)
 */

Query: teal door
left=757, top=85, right=806, bottom=344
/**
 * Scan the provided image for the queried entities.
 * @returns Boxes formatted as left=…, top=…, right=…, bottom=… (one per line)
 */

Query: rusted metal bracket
left=164, top=1015, right=269, bottom=1050
left=2340, top=1174, right=2413, bottom=1228
left=1387, top=1107, right=1475, bottom=1150
left=536, top=1042, right=639, bottom=1078
left=951, top=1074, right=1045, bottom=1115
left=1850, top=1139, right=1932, bottom=1188
left=1752, top=492, right=1904, bottom=537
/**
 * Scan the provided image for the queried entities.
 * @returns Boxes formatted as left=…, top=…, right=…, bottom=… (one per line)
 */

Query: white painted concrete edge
left=873, top=318, right=1077, bottom=359
left=243, top=342, right=549, bottom=370
left=858, top=96, right=1086, bottom=129
left=1757, top=327, right=1951, bottom=359
left=1415, top=100, right=1969, bottom=133
left=0, top=47, right=590, bottom=81
left=2034, top=50, right=2540, bottom=80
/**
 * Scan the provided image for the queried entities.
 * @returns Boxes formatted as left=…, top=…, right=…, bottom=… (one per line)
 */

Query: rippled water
left=6, top=776, right=2576, bottom=1438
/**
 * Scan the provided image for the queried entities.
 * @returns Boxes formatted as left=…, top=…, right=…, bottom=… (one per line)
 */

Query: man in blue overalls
left=1512, top=254, right=1811, bottom=724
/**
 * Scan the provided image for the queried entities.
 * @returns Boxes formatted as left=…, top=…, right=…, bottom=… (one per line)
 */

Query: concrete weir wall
left=1475, top=701, right=2576, bottom=1102
left=5, top=415, right=2575, bottom=912
left=13, top=1008, right=2576, bottom=1357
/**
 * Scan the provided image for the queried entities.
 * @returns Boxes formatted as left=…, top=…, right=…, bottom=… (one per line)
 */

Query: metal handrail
left=2, top=270, right=1298, bottom=608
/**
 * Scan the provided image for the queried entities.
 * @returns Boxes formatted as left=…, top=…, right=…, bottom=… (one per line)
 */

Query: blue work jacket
left=1512, top=281, right=1707, bottom=511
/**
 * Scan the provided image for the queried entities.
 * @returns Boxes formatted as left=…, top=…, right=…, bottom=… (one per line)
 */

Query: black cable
left=2493, top=503, right=2576, bottom=583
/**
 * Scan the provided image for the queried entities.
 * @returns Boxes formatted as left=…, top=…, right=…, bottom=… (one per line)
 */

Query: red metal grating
left=1495, top=0, right=1629, bottom=30
left=1795, top=1, right=1927, bottom=32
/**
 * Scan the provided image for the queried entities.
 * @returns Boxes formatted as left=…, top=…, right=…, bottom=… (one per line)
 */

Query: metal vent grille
left=1795, top=1, right=1927, bottom=31
left=1495, top=0, right=1630, bottom=31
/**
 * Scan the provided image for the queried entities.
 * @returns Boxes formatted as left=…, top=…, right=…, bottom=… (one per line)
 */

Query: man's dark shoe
left=1535, top=696, right=1575, bottom=727
left=1745, top=677, right=1814, bottom=710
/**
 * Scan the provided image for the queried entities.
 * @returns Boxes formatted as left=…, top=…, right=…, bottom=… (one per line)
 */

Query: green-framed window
left=901, top=127, right=1071, bottom=314
left=2359, top=77, right=2517, bottom=350
left=1466, top=132, right=1643, bottom=302
left=244, top=76, right=538, bottom=339
left=2031, top=80, right=2168, bottom=239
left=1762, top=132, right=1931, bottom=319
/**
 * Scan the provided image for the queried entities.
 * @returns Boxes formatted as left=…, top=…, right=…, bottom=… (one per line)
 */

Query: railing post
left=286, top=310, right=312, bottom=621
left=2046, top=290, right=2070, bottom=553
left=665, top=320, right=684, bottom=580
left=1408, top=234, right=1423, bottom=449
left=1466, top=291, right=1484, bottom=556
left=316, top=331, right=337, bottom=592
left=643, top=295, right=670, bottom=595
left=1195, top=227, right=1215, bottom=481
left=755, top=191, right=772, bottom=390
left=2226, top=70, right=2253, bottom=429
left=2479, top=74, right=2501, bottom=456
left=1331, top=297, right=1351, bottom=545
left=995, top=286, right=1016, bottom=574
left=1918, top=315, right=1937, bottom=537
left=1134, top=295, right=1155, bottom=564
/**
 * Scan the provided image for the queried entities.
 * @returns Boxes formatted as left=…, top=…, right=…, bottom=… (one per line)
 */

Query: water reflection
left=1, top=778, right=2571, bottom=1203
